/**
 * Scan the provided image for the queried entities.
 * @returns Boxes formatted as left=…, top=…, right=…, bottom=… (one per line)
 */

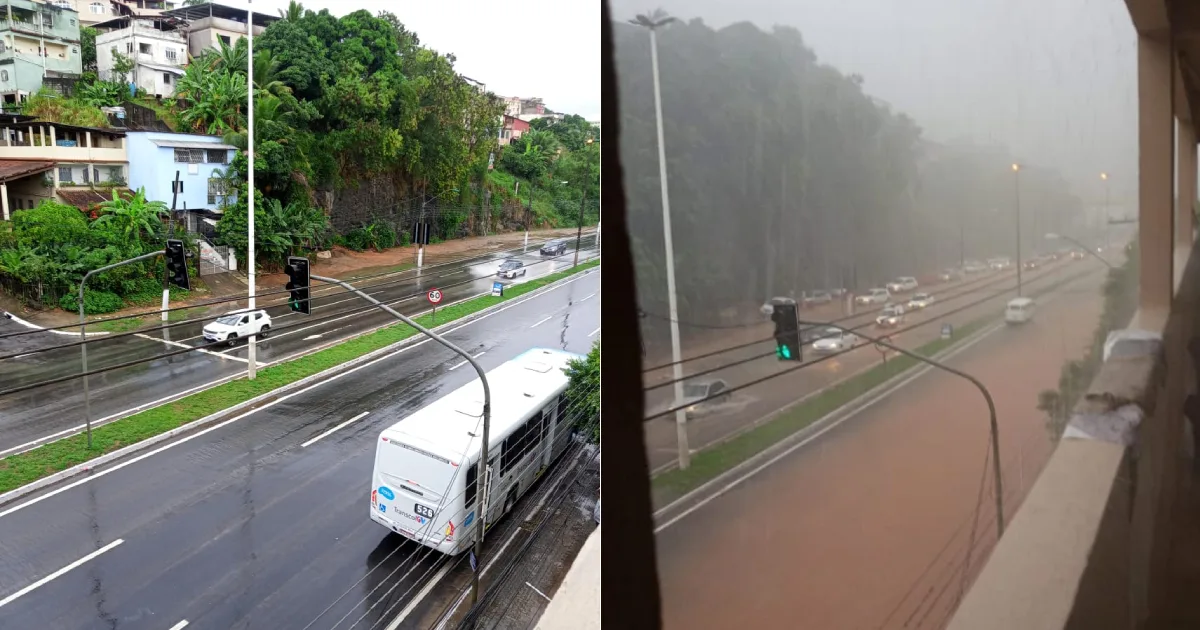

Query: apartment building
left=160, top=2, right=277, bottom=57
left=94, top=14, right=186, bottom=97
left=0, top=0, right=83, bottom=107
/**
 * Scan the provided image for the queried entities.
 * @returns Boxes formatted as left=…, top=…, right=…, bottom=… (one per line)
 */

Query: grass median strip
left=651, top=317, right=989, bottom=507
left=651, top=266, right=1097, bottom=508
left=0, top=259, right=600, bottom=495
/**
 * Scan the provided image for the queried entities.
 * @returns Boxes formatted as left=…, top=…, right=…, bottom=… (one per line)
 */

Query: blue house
left=125, top=131, right=236, bottom=214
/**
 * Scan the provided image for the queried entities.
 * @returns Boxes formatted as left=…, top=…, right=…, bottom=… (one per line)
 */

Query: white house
left=94, top=15, right=186, bottom=98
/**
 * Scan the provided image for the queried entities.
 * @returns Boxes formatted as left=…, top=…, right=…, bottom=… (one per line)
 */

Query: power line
left=0, top=232, right=592, bottom=341
left=0, top=250, right=601, bottom=397
left=641, top=266, right=1102, bottom=422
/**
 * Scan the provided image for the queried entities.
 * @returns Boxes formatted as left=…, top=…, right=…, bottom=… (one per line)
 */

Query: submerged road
left=0, top=269, right=599, bottom=629
left=653, top=267, right=1106, bottom=629
left=0, top=233, right=598, bottom=455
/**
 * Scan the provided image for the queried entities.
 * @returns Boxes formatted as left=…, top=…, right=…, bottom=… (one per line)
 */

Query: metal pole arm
left=1055, top=234, right=1114, bottom=269
left=799, top=318, right=1005, bottom=536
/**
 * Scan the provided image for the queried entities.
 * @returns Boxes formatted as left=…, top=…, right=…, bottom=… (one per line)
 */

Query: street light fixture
left=631, top=10, right=691, bottom=470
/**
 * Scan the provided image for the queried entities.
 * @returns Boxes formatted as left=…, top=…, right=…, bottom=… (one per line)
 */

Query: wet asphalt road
left=0, top=234, right=598, bottom=455
left=0, top=269, right=600, bottom=630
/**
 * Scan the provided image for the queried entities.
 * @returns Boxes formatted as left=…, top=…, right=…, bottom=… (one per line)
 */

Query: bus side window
left=555, top=393, right=568, bottom=425
left=465, top=464, right=478, bottom=508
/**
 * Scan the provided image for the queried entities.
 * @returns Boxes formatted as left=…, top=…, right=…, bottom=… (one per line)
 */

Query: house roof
left=140, top=61, right=185, bottom=75
left=161, top=3, right=280, bottom=27
left=57, top=188, right=135, bottom=209
left=0, top=160, right=53, bottom=183
left=150, top=139, right=235, bottom=150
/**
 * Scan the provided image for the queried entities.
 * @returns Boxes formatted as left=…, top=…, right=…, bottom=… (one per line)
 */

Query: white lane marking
left=304, top=334, right=322, bottom=341
left=0, top=539, right=124, bottom=608
left=2, top=311, right=109, bottom=337
left=134, top=333, right=249, bottom=363
left=0, top=270, right=601, bottom=520
left=588, top=327, right=600, bottom=337
left=580, top=292, right=597, bottom=302
left=168, top=622, right=189, bottom=630
left=301, top=411, right=370, bottom=448
left=448, top=351, right=486, bottom=371
left=383, top=563, right=453, bottom=630
left=530, top=316, right=552, bottom=328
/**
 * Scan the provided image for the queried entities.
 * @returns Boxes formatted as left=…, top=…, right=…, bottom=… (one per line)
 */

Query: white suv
left=855, top=288, right=891, bottom=305
left=203, top=309, right=272, bottom=346
left=886, top=277, right=918, bottom=293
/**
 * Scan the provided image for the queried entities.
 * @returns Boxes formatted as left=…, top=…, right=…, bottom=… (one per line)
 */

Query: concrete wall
left=125, top=131, right=234, bottom=210
left=184, top=18, right=265, bottom=58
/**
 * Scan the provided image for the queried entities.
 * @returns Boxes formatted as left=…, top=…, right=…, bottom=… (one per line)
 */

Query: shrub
left=60, top=290, right=124, bottom=314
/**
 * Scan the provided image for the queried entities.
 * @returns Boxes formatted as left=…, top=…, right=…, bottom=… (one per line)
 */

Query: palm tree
left=254, top=49, right=292, bottom=97
left=278, top=1, right=305, bottom=21
left=92, top=188, right=168, bottom=245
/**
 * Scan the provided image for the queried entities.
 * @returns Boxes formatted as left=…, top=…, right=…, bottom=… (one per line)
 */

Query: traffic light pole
left=79, top=250, right=163, bottom=449
left=798, top=318, right=1005, bottom=537
left=310, top=273, right=494, bottom=607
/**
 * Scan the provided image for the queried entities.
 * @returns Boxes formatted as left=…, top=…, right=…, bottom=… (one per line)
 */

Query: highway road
left=0, top=233, right=598, bottom=456
left=642, top=257, right=1098, bottom=478
left=652, top=266, right=1107, bottom=629
left=0, top=269, right=599, bottom=629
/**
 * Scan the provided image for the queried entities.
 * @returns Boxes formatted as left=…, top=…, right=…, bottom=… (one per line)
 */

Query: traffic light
left=412, top=222, right=430, bottom=245
left=285, top=256, right=310, bottom=315
left=771, top=302, right=802, bottom=361
left=165, top=239, right=189, bottom=290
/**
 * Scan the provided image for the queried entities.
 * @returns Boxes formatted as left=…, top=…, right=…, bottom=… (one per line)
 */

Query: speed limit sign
left=427, top=288, right=443, bottom=305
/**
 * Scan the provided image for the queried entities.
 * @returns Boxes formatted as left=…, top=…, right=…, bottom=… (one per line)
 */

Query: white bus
left=369, top=347, right=584, bottom=554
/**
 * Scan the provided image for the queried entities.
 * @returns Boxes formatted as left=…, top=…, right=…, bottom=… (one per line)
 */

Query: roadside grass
left=649, top=267, right=1094, bottom=508
left=650, top=318, right=989, bottom=506
left=0, top=258, right=600, bottom=495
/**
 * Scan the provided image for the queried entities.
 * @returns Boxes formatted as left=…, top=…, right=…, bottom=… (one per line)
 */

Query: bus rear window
left=376, top=441, right=456, bottom=503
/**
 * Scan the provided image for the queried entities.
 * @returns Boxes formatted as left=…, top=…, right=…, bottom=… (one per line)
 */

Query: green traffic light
left=777, top=344, right=791, bottom=359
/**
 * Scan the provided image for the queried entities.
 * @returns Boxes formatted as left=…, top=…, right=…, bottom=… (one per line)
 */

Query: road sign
left=492, top=281, right=504, bottom=297
left=941, top=323, right=953, bottom=340
left=427, top=288, right=443, bottom=305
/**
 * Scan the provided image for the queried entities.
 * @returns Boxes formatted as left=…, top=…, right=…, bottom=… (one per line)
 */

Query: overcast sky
left=216, top=0, right=601, bottom=120
left=610, top=0, right=1139, bottom=210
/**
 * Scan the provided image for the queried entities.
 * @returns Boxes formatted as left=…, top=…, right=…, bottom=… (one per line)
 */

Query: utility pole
left=162, top=170, right=181, bottom=324
left=631, top=10, right=688, bottom=469
left=310, top=273, right=492, bottom=609
left=1101, top=172, right=1110, bottom=251
left=418, top=185, right=428, bottom=270
left=1012, top=163, right=1022, bottom=297
left=573, top=188, right=586, bottom=266
left=246, top=0, right=258, bottom=380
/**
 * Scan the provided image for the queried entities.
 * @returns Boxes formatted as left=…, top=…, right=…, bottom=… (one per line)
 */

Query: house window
left=219, top=35, right=231, bottom=46
left=58, top=167, right=70, bottom=182
left=163, top=73, right=171, bottom=85
left=93, top=167, right=100, bottom=182
left=0, top=70, right=8, bottom=82
left=41, top=14, right=52, bottom=28
left=172, top=180, right=183, bottom=194
left=0, top=42, right=6, bottom=54
left=207, top=178, right=227, bottom=204
left=173, top=148, right=204, bottom=163
left=139, top=43, right=152, bottom=55
left=90, top=2, right=105, bottom=14
left=70, top=19, right=75, bottom=26
left=206, top=149, right=227, bottom=164
left=126, top=42, right=133, bottom=54
left=71, top=47, right=77, bottom=54
left=81, top=167, right=89, bottom=183
left=165, top=48, right=177, bottom=62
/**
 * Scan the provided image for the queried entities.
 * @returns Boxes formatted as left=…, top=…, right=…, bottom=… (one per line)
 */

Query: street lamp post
left=1100, top=172, right=1110, bottom=251
left=1012, top=163, right=1022, bottom=297
left=632, top=10, right=690, bottom=469
left=246, top=0, right=257, bottom=380
left=800, top=319, right=1006, bottom=537
left=415, top=187, right=459, bottom=271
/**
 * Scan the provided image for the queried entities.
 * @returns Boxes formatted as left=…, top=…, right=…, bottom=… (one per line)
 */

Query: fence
left=0, top=274, right=66, bottom=310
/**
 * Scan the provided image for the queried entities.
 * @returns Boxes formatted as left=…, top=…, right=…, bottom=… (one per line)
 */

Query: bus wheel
left=503, top=487, right=518, bottom=516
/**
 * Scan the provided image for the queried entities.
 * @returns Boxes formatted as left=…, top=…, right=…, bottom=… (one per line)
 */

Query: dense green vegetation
left=0, top=190, right=193, bottom=313
left=565, top=340, right=601, bottom=443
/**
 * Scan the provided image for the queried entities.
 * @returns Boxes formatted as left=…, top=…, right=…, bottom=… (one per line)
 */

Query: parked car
left=811, top=327, right=858, bottom=353
left=203, top=309, right=272, bottom=346
left=496, top=259, right=527, bottom=279
left=680, top=379, right=731, bottom=417
left=803, top=290, right=833, bottom=306
left=886, top=276, right=919, bottom=293
left=875, top=304, right=906, bottom=328
left=540, top=239, right=568, bottom=256
left=907, top=292, right=935, bottom=309
left=855, top=288, right=891, bottom=305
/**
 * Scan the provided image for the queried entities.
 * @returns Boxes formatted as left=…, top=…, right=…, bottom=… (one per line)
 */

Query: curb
left=3, top=311, right=110, bottom=337
left=0, top=264, right=600, bottom=508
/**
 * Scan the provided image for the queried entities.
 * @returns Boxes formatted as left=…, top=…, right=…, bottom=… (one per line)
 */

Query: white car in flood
left=907, top=292, right=935, bottom=310
left=811, top=327, right=858, bottom=353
